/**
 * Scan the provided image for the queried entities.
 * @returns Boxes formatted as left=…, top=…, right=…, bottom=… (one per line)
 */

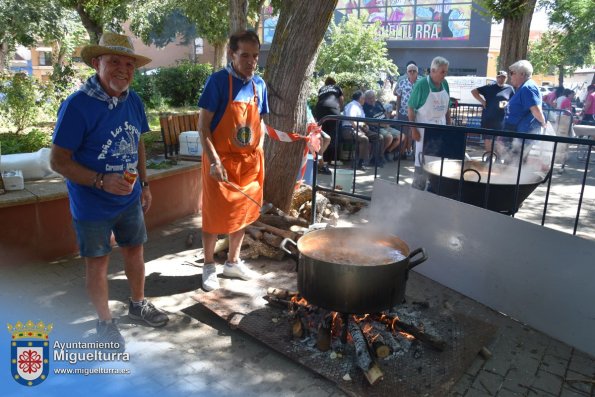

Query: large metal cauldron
left=423, top=159, right=549, bottom=214
left=282, top=228, right=428, bottom=314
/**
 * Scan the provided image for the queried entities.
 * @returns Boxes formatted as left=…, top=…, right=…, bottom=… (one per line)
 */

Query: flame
left=330, top=312, right=343, bottom=337
left=281, top=292, right=420, bottom=345
left=290, top=295, right=309, bottom=306
left=362, top=323, right=373, bottom=334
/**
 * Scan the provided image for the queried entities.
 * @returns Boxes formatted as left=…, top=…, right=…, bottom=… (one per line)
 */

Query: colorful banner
left=261, top=1, right=473, bottom=43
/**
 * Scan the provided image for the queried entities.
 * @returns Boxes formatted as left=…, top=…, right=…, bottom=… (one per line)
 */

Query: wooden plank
left=159, top=113, right=200, bottom=158
left=190, top=113, right=199, bottom=130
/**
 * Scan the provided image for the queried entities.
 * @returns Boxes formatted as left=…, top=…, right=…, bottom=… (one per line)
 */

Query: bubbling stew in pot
left=300, top=237, right=406, bottom=266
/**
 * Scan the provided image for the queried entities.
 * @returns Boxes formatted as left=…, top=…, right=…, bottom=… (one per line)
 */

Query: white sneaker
left=202, top=263, right=220, bottom=291
left=223, top=260, right=258, bottom=281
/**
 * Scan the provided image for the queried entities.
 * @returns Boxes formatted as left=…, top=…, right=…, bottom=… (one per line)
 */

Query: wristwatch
left=140, top=180, right=149, bottom=188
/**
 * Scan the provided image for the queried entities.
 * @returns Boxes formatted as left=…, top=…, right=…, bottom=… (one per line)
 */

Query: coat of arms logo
left=7, top=320, right=53, bottom=386
left=234, top=125, right=253, bottom=147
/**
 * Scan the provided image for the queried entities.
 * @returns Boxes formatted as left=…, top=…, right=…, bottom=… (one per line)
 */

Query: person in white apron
left=408, top=56, right=452, bottom=190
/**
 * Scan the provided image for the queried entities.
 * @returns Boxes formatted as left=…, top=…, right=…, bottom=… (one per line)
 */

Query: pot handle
left=407, top=248, right=428, bottom=270
left=463, top=168, right=481, bottom=183
left=280, top=238, right=300, bottom=270
left=280, top=238, right=297, bottom=255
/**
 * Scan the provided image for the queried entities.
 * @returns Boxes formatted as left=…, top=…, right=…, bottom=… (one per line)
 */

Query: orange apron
left=202, top=73, right=265, bottom=234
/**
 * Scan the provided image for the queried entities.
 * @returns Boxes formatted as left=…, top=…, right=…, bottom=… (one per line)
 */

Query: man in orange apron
left=197, top=31, right=268, bottom=291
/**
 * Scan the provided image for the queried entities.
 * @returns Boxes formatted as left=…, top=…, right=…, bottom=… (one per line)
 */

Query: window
left=38, top=51, right=52, bottom=66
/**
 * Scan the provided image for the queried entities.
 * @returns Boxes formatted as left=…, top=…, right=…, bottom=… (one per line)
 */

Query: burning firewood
left=373, top=323, right=401, bottom=356
left=292, top=317, right=305, bottom=339
left=358, top=321, right=391, bottom=359
left=266, top=288, right=298, bottom=300
left=348, top=319, right=384, bottom=385
left=262, top=294, right=289, bottom=309
left=372, top=341, right=391, bottom=359
left=378, top=314, right=447, bottom=351
left=316, top=315, right=332, bottom=352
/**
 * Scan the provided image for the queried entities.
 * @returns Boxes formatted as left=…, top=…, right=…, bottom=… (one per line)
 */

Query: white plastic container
left=334, top=169, right=353, bottom=189
left=179, top=131, right=202, bottom=157
left=2, top=169, right=25, bottom=191
left=0, top=148, right=58, bottom=180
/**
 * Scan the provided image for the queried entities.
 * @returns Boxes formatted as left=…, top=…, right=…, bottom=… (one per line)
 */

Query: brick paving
left=1, top=212, right=594, bottom=396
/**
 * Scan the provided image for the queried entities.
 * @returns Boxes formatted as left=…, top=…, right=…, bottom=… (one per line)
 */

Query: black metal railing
left=312, top=113, right=594, bottom=237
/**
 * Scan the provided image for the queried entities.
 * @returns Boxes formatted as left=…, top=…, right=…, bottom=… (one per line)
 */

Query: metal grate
left=194, top=273, right=496, bottom=397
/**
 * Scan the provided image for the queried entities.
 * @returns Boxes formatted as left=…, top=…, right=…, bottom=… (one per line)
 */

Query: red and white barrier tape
left=263, top=121, right=322, bottom=186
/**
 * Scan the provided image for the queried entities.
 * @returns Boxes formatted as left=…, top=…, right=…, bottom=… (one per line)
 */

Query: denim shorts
left=72, top=201, right=148, bottom=258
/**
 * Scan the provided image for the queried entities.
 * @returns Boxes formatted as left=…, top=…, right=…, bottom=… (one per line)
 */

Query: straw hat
left=81, top=32, right=151, bottom=68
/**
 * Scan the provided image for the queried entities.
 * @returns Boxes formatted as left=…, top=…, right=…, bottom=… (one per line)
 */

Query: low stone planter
left=0, top=162, right=202, bottom=265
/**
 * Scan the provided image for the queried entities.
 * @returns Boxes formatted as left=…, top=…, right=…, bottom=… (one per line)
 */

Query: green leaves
left=528, top=0, right=594, bottom=83
left=0, top=73, right=39, bottom=133
left=0, top=0, right=66, bottom=62
left=316, top=13, right=397, bottom=77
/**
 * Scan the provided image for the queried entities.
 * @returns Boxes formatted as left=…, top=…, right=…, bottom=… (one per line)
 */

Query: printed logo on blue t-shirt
left=98, top=121, right=140, bottom=172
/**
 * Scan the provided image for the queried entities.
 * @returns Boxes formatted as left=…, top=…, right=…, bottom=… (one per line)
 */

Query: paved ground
left=1, top=209, right=594, bottom=396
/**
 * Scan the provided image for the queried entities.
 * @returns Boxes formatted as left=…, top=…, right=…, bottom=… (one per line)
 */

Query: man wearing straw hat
left=50, top=32, right=169, bottom=350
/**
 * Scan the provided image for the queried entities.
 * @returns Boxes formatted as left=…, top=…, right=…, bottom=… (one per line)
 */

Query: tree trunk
left=557, top=65, right=564, bottom=87
left=499, top=0, right=536, bottom=71
left=76, top=3, right=103, bottom=44
left=262, top=0, right=337, bottom=212
left=0, top=41, right=8, bottom=71
left=213, top=41, right=227, bottom=69
left=252, top=0, right=267, bottom=32
left=51, top=41, right=67, bottom=67
left=229, top=0, right=248, bottom=33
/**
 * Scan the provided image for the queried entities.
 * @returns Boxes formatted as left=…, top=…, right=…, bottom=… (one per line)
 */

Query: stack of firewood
left=211, top=185, right=367, bottom=261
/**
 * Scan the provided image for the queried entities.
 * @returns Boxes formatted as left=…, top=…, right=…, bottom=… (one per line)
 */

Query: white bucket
left=179, top=131, right=202, bottom=157
left=334, top=169, right=353, bottom=189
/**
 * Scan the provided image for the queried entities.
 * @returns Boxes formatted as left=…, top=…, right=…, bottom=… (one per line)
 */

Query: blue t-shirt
left=477, top=83, right=514, bottom=130
left=363, top=101, right=387, bottom=132
left=504, top=79, right=541, bottom=133
left=52, top=90, right=149, bottom=221
left=197, top=69, right=269, bottom=132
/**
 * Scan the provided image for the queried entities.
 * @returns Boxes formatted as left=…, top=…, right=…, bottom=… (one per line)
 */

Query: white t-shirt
left=342, top=100, right=365, bottom=127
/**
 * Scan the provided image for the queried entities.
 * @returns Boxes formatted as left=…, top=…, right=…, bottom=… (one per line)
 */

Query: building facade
left=259, top=0, right=491, bottom=76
